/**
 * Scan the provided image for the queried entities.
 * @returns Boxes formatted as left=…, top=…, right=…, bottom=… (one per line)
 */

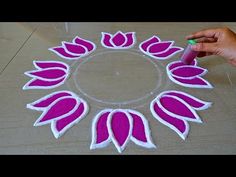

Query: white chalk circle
left=69, top=49, right=167, bottom=108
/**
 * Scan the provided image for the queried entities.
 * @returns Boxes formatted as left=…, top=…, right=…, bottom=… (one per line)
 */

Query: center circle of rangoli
left=73, top=50, right=164, bottom=106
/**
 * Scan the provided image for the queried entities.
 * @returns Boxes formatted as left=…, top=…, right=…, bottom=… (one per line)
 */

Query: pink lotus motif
left=49, top=36, right=96, bottom=60
left=23, top=61, right=69, bottom=90
left=101, top=31, right=136, bottom=49
left=150, top=90, right=211, bottom=140
left=27, top=91, right=89, bottom=138
left=90, top=109, right=156, bottom=153
left=166, top=59, right=213, bottom=88
left=139, top=36, right=183, bottom=60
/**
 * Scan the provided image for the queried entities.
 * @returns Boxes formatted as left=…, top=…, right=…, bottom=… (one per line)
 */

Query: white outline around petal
left=62, top=41, right=88, bottom=56
left=22, top=76, right=68, bottom=90
left=107, top=109, right=133, bottom=153
left=33, top=96, right=80, bottom=126
left=166, top=60, right=213, bottom=89
left=139, top=35, right=162, bottom=53
left=166, top=59, right=198, bottom=71
left=33, top=60, right=69, bottom=70
left=156, top=94, right=203, bottom=123
left=48, top=47, right=81, bottom=60
left=139, top=36, right=183, bottom=60
left=161, top=90, right=212, bottom=111
left=90, top=109, right=113, bottom=150
left=27, top=91, right=89, bottom=139
left=110, top=31, right=128, bottom=48
left=150, top=46, right=184, bottom=60
left=150, top=98, right=189, bottom=140
left=122, top=32, right=136, bottom=48
left=146, top=41, right=175, bottom=54
left=49, top=36, right=96, bottom=60
left=170, top=65, right=208, bottom=79
left=72, top=36, right=97, bottom=53
left=101, top=31, right=136, bottom=49
left=51, top=98, right=89, bottom=139
left=24, top=67, right=68, bottom=82
left=27, top=90, right=73, bottom=111
left=167, top=70, right=213, bottom=89
left=23, top=61, right=70, bottom=90
left=147, top=46, right=184, bottom=60
left=101, top=32, right=114, bottom=48
left=128, top=109, right=156, bottom=149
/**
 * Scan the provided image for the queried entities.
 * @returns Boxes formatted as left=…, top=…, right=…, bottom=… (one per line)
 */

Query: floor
left=0, top=22, right=236, bottom=154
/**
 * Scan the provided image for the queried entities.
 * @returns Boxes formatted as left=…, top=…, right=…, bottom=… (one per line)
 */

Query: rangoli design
left=27, top=90, right=89, bottom=138
left=150, top=90, right=211, bottom=140
left=139, top=36, right=184, bottom=60
left=23, top=32, right=213, bottom=153
left=166, top=59, right=213, bottom=88
left=90, top=109, right=155, bottom=153
left=49, top=36, right=96, bottom=60
left=23, top=61, right=69, bottom=90
left=101, top=31, right=136, bottom=49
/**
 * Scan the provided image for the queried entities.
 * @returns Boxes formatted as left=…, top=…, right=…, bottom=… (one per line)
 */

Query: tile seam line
left=0, top=27, right=37, bottom=75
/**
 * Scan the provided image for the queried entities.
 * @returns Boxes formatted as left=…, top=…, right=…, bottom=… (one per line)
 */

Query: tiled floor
left=0, top=22, right=236, bottom=154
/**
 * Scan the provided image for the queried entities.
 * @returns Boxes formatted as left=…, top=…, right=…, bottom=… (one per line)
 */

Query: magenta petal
left=34, top=61, right=68, bottom=70
left=160, top=96, right=196, bottom=119
left=171, top=66, right=206, bottom=78
left=31, top=92, right=72, bottom=108
left=130, top=113, right=147, bottom=142
left=96, top=112, right=110, bottom=144
left=154, top=47, right=182, bottom=58
left=110, top=112, right=130, bottom=146
left=102, top=33, right=113, bottom=47
left=148, top=41, right=172, bottom=53
left=140, top=36, right=160, bottom=51
left=50, top=47, right=80, bottom=58
left=111, top=32, right=126, bottom=46
left=168, top=60, right=197, bottom=71
left=123, top=33, right=135, bottom=47
left=91, top=110, right=112, bottom=150
left=153, top=102, right=188, bottom=135
left=164, top=91, right=208, bottom=110
left=38, top=97, right=77, bottom=123
left=27, top=77, right=65, bottom=87
left=63, top=42, right=86, bottom=55
left=28, top=68, right=66, bottom=80
left=73, top=37, right=95, bottom=51
left=54, top=102, right=85, bottom=132
left=172, top=76, right=212, bottom=88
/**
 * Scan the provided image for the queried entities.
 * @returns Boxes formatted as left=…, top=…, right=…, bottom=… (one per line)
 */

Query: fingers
left=197, top=52, right=213, bottom=58
left=186, top=28, right=222, bottom=40
left=191, top=42, right=218, bottom=53
left=195, top=37, right=217, bottom=43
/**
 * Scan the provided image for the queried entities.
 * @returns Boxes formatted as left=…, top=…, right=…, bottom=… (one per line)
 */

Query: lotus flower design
left=139, top=36, right=183, bottom=60
left=49, top=36, right=96, bottom=60
left=27, top=91, right=89, bottom=138
left=101, top=31, right=136, bottom=49
left=150, top=90, right=211, bottom=140
left=90, top=109, right=156, bottom=153
left=166, top=59, right=213, bottom=88
left=23, top=61, right=69, bottom=90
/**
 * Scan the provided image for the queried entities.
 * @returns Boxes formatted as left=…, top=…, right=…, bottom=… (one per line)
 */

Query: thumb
left=191, top=42, right=218, bottom=53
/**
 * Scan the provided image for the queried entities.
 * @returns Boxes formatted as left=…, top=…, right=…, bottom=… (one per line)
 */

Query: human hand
left=186, top=27, right=236, bottom=67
